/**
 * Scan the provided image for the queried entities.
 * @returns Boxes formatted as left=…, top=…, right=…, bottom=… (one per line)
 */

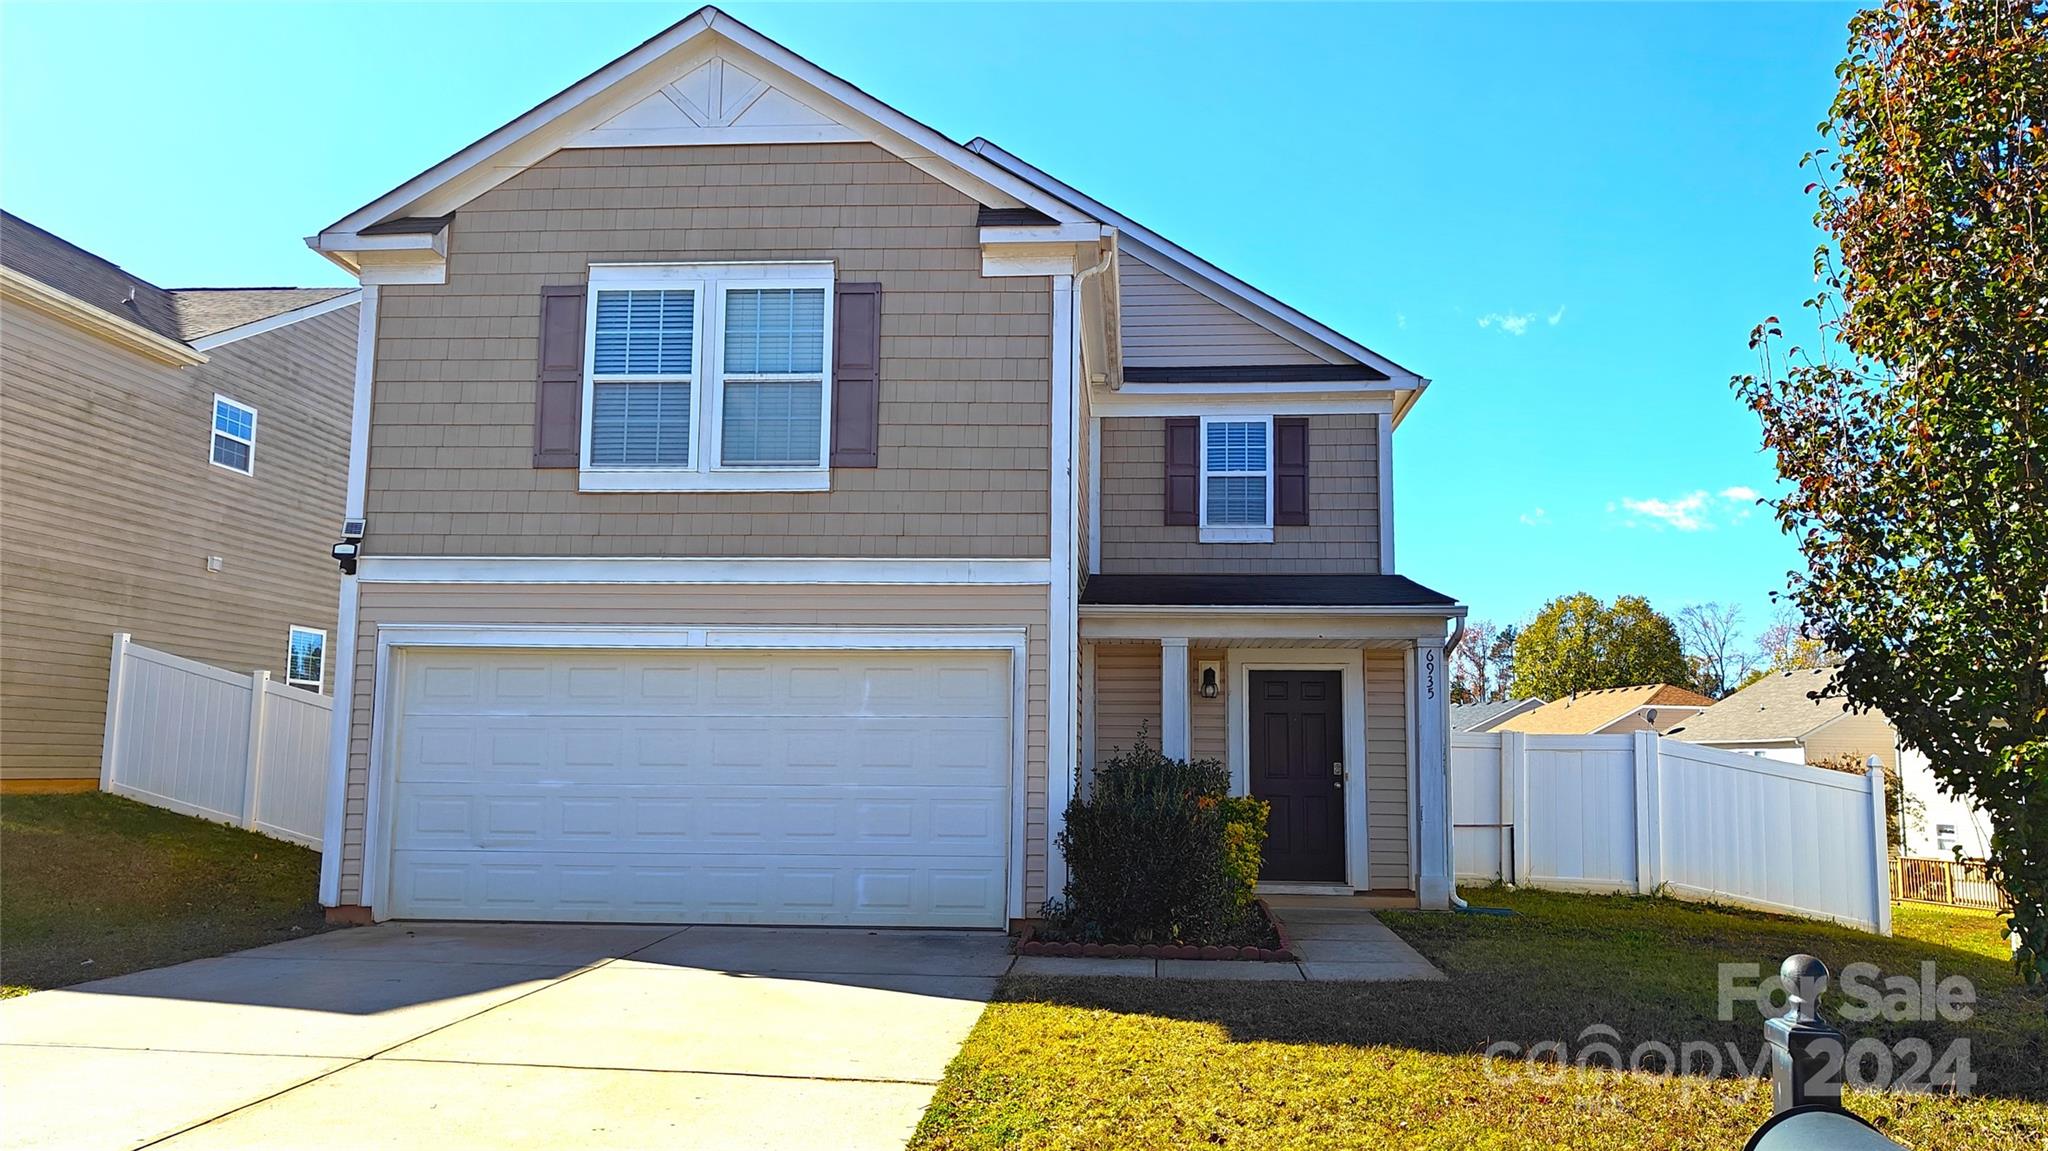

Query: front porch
left=1073, top=573, right=1463, bottom=909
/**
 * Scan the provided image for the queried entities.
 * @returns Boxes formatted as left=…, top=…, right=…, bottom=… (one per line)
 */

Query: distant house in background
left=1491, top=684, right=1714, bottom=736
left=1451, top=697, right=1544, bottom=733
left=0, top=211, right=358, bottom=790
left=1666, top=666, right=1990, bottom=859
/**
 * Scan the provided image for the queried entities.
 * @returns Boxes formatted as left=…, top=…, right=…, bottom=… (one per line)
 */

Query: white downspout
left=1442, top=615, right=1472, bottom=912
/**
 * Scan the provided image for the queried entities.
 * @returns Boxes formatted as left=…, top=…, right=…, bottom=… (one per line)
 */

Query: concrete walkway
left=0, top=923, right=1008, bottom=1151
left=1009, top=904, right=1445, bottom=982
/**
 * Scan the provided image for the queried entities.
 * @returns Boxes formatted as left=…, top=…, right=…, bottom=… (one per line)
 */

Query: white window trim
left=1197, top=414, right=1274, bottom=544
left=579, top=261, right=835, bottom=492
left=286, top=625, right=326, bottom=690
left=210, top=394, right=257, bottom=476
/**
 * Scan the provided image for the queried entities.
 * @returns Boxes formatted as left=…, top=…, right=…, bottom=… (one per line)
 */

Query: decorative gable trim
left=309, top=6, right=1088, bottom=272
left=568, top=54, right=861, bottom=147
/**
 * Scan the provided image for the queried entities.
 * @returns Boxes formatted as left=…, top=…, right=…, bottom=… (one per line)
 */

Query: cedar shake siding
left=1097, top=413, right=1382, bottom=574
left=338, top=582, right=1051, bottom=907
left=0, top=304, right=355, bottom=779
left=364, top=143, right=1050, bottom=558
left=1118, top=251, right=1325, bottom=367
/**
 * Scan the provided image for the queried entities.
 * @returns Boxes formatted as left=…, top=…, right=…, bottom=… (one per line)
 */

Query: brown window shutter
left=830, top=282, right=882, bottom=468
left=1164, top=416, right=1199, bottom=526
left=1275, top=416, right=1310, bottom=525
left=533, top=285, right=585, bottom=468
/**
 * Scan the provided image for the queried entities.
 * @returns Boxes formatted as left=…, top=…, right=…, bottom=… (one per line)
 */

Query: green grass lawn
left=912, top=890, right=2046, bottom=1150
left=1, top=792, right=329, bottom=997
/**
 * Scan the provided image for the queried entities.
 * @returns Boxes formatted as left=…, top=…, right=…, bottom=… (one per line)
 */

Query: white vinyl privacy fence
left=99, top=633, right=331, bottom=848
left=1452, top=730, right=1891, bottom=934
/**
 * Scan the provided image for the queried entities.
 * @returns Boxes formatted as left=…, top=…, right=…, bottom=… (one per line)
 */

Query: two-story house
left=0, top=211, right=358, bottom=789
left=306, top=7, right=1464, bottom=927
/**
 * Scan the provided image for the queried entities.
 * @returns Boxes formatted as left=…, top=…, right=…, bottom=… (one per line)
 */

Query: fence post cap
left=1780, top=954, right=1829, bottom=1020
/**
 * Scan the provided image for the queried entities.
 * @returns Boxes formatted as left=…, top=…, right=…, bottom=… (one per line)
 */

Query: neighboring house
left=1491, top=684, right=1715, bottom=736
left=1452, top=697, right=1544, bottom=733
left=304, top=7, right=1464, bottom=928
left=1666, top=667, right=1992, bottom=859
left=0, top=211, right=358, bottom=789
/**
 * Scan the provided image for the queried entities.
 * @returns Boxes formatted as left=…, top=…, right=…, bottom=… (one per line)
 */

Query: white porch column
left=1159, top=637, right=1190, bottom=761
left=1414, top=636, right=1453, bottom=908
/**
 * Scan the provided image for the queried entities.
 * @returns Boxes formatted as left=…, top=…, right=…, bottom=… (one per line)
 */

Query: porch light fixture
left=1197, top=660, right=1221, bottom=699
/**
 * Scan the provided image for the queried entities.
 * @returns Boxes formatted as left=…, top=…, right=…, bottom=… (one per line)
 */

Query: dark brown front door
left=1250, top=670, right=1345, bottom=882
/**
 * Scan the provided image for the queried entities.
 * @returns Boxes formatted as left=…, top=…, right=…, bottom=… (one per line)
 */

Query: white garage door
left=384, top=647, right=1011, bottom=927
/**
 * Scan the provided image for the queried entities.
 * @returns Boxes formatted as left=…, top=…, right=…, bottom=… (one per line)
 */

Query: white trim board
left=319, top=283, right=380, bottom=908
left=188, top=291, right=362, bottom=351
left=355, top=556, right=1052, bottom=585
left=360, top=623, right=1033, bottom=924
left=1226, top=649, right=1370, bottom=891
left=1090, top=391, right=1395, bottom=418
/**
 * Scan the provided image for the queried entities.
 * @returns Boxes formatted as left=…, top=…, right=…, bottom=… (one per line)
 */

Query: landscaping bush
left=1042, top=729, right=1271, bottom=946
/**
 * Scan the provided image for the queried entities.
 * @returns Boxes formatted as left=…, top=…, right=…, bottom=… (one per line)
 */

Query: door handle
left=1331, top=761, right=1343, bottom=788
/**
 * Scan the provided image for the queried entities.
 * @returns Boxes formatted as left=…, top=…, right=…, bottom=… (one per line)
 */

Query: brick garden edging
left=1013, top=897, right=1297, bottom=962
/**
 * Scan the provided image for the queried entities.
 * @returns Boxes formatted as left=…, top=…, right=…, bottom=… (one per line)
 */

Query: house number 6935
left=1424, top=649, right=1437, bottom=700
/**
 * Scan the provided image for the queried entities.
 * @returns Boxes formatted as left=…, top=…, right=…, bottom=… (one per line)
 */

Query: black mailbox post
left=1743, top=955, right=1906, bottom=1151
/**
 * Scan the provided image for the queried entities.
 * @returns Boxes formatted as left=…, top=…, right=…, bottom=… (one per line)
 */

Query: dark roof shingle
left=168, top=288, right=355, bottom=341
left=3, top=210, right=353, bottom=345
left=1, top=211, right=183, bottom=341
left=1080, top=573, right=1457, bottom=609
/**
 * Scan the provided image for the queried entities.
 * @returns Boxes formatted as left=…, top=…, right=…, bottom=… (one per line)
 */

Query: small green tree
left=1736, top=0, right=2046, bottom=980
left=1509, top=592, right=1693, bottom=699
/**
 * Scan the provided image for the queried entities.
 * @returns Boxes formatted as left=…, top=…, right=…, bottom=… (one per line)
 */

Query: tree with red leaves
left=1736, top=0, right=2045, bottom=979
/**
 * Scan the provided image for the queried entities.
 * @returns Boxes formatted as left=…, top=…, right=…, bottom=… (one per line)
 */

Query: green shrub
left=1044, top=728, right=1271, bottom=945
left=1217, top=794, right=1270, bottom=912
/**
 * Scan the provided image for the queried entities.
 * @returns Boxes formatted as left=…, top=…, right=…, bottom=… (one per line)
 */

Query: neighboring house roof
left=2, top=210, right=356, bottom=351
left=170, top=288, right=357, bottom=342
left=1665, top=667, right=1864, bottom=745
left=2, top=210, right=185, bottom=342
left=1079, top=573, right=1457, bottom=609
left=1493, top=684, right=1718, bottom=735
left=1452, top=698, right=1545, bottom=732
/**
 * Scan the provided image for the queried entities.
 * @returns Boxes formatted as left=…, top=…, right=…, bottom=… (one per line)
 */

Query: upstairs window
left=1199, top=416, right=1272, bottom=543
left=211, top=395, right=257, bottom=475
left=589, top=288, right=697, bottom=468
left=581, top=263, right=833, bottom=491
left=720, top=287, right=827, bottom=467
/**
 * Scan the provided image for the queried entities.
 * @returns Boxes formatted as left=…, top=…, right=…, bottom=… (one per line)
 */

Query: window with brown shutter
left=830, top=282, right=881, bottom=468
left=1275, top=416, right=1309, bottom=525
left=1164, top=416, right=1199, bottom=525
left=532, top=284, right=585, bottom=468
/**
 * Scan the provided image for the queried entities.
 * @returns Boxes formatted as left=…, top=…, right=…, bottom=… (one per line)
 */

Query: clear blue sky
left=0, top=2, right=1856, bottom=646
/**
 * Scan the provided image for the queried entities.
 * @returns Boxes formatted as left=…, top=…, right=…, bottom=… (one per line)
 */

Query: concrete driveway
left=0, top=923, right=1009, bottom=1151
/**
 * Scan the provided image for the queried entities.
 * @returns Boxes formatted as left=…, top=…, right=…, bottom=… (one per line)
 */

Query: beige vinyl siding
left=366, top=143, right=1049, bottom=558
left=1118, top=251, right=1325, bottom=367
left=1090, top=643, right=1161, bottom=768
left=1802, top=711, right=1899, bottom=775
left=1191, top=646, right=1227, bottom=764
left=0, top=303, right=354, bottom=779
left=340, top=582, right=1050, bottom=907
left=1365, top=649, right=1411, bottom=889
left=1098, top=414, right=1381, bottom=574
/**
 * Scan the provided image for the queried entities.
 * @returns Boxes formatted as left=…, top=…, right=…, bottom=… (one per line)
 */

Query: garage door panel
left=395, top=783, right=1006, bottom=855
left=402, top=653, right=1007, bottom=719
left=388, top=849, right=1005, bottom=927
left=398, top=719, right=1008, bottom=787
left=386, top=647, right=1012, bottom=926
